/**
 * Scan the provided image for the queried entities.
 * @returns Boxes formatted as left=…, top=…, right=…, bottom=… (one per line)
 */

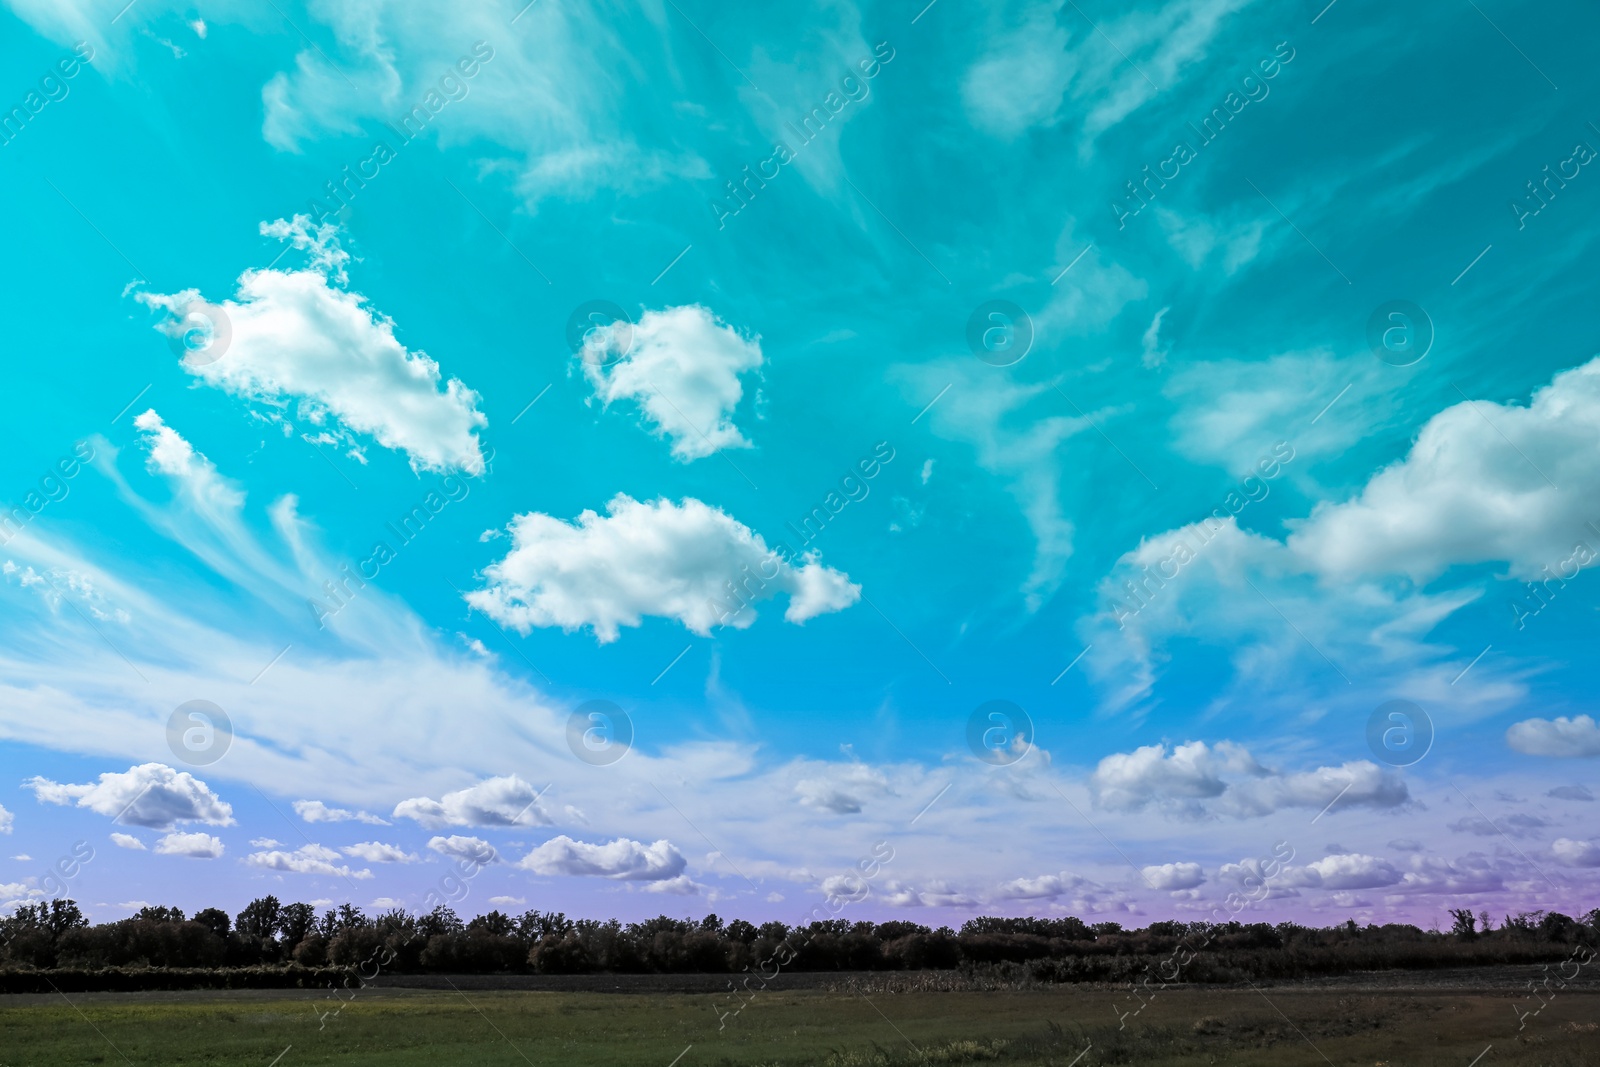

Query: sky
left=1, top=0, right=1598, bottom=932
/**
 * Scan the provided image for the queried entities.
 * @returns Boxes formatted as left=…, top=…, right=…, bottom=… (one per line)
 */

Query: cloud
left=890, top=359, right=1089, bottom=608
left=1507, top=715, right=1600, bottom=758
left=581, top=305, right=763, bottom=461
left=1551, top=838, right=1600, bottom=868
left=244, top=843, right=374, bottom=879
left=1548, top=785, right=1594, bottom=801
left=1304, top=853, right=1401, bottom=890
left=1089, top=741, right=1406, bottom=819
left=251, top=3, right=708, bottom=206
left=1141, top=307, right=1171, bottom=369
left=154, top=832, right=225, bottom=858
left=24, top=763, right=234, bottom=829
left=994, top=873, right=1079, bottom=900
left=0, top=804, right=10, bottom=834
left=109, top=833, right=146, bottom=850
left=250, top=838, right=283, bottom=848
left=393, top=775, right=550, bottom=829
left=341, top=841, right=419, bottom=863
left=1141, top=861, right=1205, bottom=890
left=3, top=562, right=131, bottom=625
left=961, top=0, right=1254, bottom=148
left=133, top=410, right=244, bottom=512
left=426, top=836, right=499, bottom=864
left=644, top=875, right=701, bottom=895
left=518, top=836, right=686, bottom=881
left=488, top=895, right=527, bottom=907
left=794, top=764, right=890, bottom=815
left=467, top=495, right=859, bottom=642
left=1080, top=357, right=1600, bottom=710
left=961, top=6, right=1075, bottom=137
left=293, top=799, right=390, bottom=825
left=1289, top=355, right=1600, bottom=583
left=1448, top=813, right=1549, bottom=839
left=136, top=217, right=487, bottom=475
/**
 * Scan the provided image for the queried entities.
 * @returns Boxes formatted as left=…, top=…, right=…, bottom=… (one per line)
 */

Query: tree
left=278, top=903, right=317, bottom=948
left=1448, top=909, right=1477, bottom=939
left=236, top=896, right=283, bottom=942
left=193, top=908, right=230, bottom=939
left=468, top=910, right=516, bottom=937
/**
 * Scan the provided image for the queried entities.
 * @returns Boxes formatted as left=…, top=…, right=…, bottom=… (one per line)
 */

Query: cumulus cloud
left=427, top=836, right=499, bottom=864
left=581, top=305, right=762, bottom=461
left=1304, top=853, right=1401, bottom=890
left=1141, top=861, right=1206, bottom=890
left=1548, top=784, right=1594, bottom=801
left=1081, top=357, right=1600, bottom=710
left=1507, top=715, right=1600, bottom=758
left=1089, top=741, right=1407, bottom=819
left=109, top=833, right=146, bottom=850
left=393, top=775, right=550, bottom=829
left=154, top=832, right=225, bottom=858
left=0, top=803, right=10, bottom=834
left=136, top=216, right=487, bottom=474
left=644, top=875, right=701, bottom=895
left=518, top=835, right=686, bottom=881
left=341, top=841, right=418, bottom=863
left=467, top=495, right=859, bottom=642
left=1551, top=838, right=1600, bottom=867
left=995, top=874, right=1072, bottom=900
left=25, top=763, right=234, bottom=830
left=1289, top=355, right=1600, bottom=583
left=245, top=843, right=373, bottom=879
left=293, top=800, right=390, bottom=825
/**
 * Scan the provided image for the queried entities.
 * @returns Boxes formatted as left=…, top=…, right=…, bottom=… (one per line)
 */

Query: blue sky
left=2, top=0, right=1599, bottom=928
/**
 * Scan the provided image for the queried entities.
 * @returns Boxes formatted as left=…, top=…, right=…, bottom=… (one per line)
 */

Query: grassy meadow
left=1, top=983, right=1597, bottom=1067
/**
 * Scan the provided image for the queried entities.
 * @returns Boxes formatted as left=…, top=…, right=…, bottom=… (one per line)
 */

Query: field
left=2, top=977, right=1597, bottom=1067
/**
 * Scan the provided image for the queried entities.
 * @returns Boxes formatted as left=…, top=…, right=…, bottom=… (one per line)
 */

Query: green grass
left=1, top=986, right=1596, bottom=1066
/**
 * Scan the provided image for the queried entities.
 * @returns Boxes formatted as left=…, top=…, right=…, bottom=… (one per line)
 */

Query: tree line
left=2, top=898, right=1595, bottom=978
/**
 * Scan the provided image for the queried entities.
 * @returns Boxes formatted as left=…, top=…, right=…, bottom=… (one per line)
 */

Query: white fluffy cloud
left=467, top=495, right=859, bottom=642
left=427, top=835, right=498, bottom=864
left=1304, top=853, right=1401, bottom=890
left=994, top=873, right=1087, bottom=901
left=341, top=841, right=418, bottom=863
left=1081, top=357, right=1600, bottom=711
left=393, top=775, right=550, bottom=829
left=582, top=305, right=762, bottom=461
left=293, top=799, right=391, bottom=825
left=1289, top=356, right=1600, bottom=583
left=137, top=217, right=487, bottom=474
left=154, top=831, right=225, bottom=859
left=1141, top=861, right=1206, bottom=890
left=1506, top=715, right=1600, bottom=758
left=1089, top=741, right=1406, bottom=819
left=109, top=832, right=146, bottom=850
left=245, top=843, right=374, bottom=879
left=0, top=803, right=11, bottom=834
left=1551, top=838, right=1600, bottom=867
left=518, top=835, right=686, bottom=881
left=25, top=763, right=234, bottom=830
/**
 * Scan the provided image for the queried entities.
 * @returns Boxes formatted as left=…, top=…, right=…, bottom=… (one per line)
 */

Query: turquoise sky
left=2, top=0, right=1599, bottom=928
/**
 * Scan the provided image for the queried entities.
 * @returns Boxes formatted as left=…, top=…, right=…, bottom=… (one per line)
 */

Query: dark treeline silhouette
left=2, top=898, right=1596, bottom=990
